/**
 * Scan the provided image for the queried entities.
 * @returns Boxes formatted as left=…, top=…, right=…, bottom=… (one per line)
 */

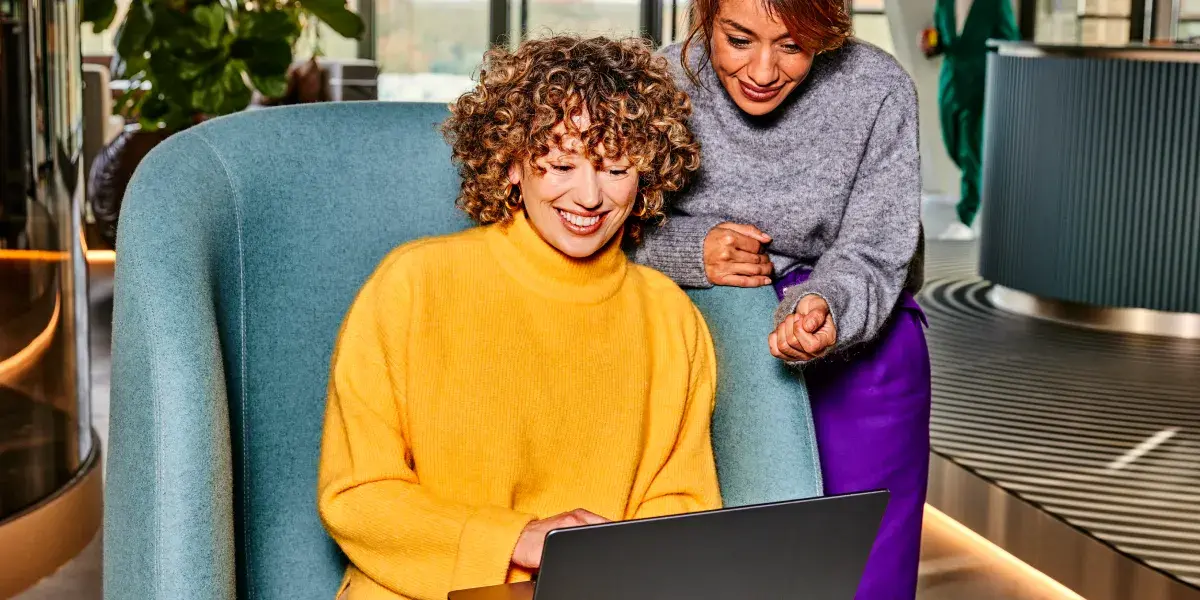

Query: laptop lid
left=450, top=490, right=888, bottom=600
left=534, top=490, right=888, bottom=600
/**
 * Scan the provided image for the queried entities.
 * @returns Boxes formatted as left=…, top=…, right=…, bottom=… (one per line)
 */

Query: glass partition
left=1, top=0, right=93, bottom=523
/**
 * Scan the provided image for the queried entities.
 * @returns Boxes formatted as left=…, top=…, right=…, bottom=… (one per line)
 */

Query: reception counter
left=980, top=41, right=1200, bottom=337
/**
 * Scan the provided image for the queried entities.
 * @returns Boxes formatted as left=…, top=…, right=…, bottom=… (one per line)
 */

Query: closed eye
left=608, top=168, right=629, bottom=176
left=551, top=164, right=574, bottom=173
left=727, top=35, right=751, bottom=48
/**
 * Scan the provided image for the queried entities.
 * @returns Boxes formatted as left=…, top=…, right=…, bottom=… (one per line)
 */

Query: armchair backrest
left=106, top=103, right=820, bottom=600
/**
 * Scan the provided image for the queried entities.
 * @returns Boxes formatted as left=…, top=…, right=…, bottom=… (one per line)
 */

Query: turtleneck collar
left=485, top=210, right=628, bottom=304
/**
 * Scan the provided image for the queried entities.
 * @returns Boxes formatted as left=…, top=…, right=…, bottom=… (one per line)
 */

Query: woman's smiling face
left=709, top=0, right=816, bottom=116
left=509, top=119, right=640, bottom=259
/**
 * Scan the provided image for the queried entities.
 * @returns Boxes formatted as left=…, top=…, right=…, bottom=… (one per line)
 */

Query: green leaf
left=116, top=0, right=154, bottom=61
left=243, top=39, right=293, bottom=77
left=139, top=93, right=171, bottom=122
left=82, top=0, right=118, bottom=31
left=251, top=74, right=288, bottom=98
left=299, top=0, right=364, bottom=39
left=238, top=10, right=301, bottom=41
left=191, top=4, right=226, bottom=48
left=148, top=51, right=191, bottom=111
left=177, top=60, right=215, bottom=82
left=190, top=73, right=227, bottom=115
left=223, top=66, right=255, bottom=112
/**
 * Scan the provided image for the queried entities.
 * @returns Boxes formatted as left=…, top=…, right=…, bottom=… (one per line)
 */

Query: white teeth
left=558, top=210, right=601, bottom=228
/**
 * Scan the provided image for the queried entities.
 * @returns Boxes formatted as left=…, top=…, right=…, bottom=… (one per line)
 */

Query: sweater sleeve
left=632, top=213, right=726, bottom=289
left=318, top=261, right=535, bottom=600
left=773, top=81, right=921, bottom=356
left=634, top=306, right=723, bottom=519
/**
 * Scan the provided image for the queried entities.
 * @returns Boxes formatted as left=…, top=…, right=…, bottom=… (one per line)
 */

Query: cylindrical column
left=979, top=43, right=1200, bottom=335
left=0, top=0, right=101, bottom=594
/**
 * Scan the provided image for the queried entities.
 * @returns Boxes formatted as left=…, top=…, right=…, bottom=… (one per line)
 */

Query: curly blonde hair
left=442, top=36, right=701, bottom=242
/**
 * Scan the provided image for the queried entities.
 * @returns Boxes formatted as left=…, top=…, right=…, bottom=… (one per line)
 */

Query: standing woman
left=634, top=0, right=928, bottom=597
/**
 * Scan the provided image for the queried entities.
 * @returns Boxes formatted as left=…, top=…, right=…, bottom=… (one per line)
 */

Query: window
left=295, top=0, right=363, bottom=61
left=373, top=0, right=486, bottom=101
left=80, top=0, right=129, bottom=55
left=663, top=0, right=691, bottom=44
left=1182, top=0, right=1200, bottom=40
left=519, top=0, right=641, bottom=40
left=851, top=0, right=894, bottom=56
left=373, top=0, right=647, bottom=101
left=1036, top=0, right=1131, bottom=44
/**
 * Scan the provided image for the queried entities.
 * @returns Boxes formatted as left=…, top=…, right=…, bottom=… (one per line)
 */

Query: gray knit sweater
left=634, top=41, right=923, bottom=353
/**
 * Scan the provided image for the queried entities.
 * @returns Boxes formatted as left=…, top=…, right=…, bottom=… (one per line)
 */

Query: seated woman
left=317, top=36, right=722, bottom=600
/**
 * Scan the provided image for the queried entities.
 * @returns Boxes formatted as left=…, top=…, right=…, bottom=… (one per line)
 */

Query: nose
left=747, top=48, right=779, bottom=87
left=575, top=169, right=603, bottom=210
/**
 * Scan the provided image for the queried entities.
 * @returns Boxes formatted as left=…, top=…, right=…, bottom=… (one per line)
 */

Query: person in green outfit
left=921, top=0, right=1020, bottom=240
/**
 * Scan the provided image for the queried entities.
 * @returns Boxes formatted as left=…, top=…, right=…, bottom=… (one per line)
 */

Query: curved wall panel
left=980, top=52, right=1200, bottom=314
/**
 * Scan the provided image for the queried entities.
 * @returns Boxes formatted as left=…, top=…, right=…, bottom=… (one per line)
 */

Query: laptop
left=448, top=490, right=889, bottom=600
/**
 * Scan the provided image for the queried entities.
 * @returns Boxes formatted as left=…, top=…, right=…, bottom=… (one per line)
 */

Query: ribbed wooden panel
left=979, top=54, right=1200, bottom=313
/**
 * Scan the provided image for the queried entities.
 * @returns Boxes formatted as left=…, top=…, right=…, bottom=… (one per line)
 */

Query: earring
left=504, top=184, right=522, bottom=211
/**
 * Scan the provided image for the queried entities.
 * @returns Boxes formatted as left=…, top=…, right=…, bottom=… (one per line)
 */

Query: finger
left=720, top=261, right=773, bottom=277
left=712, top=274, right=773, bottom=288
left=793, top=322, right=827, bottom=355
left=796, top=297, right=829, bottom=333
left=777, top=318, right=807, bottom=361
left=721, top=248, right=772, bottom=265
left=718, top=222, right=771, bottom=244
left=769, top=328, right=804, bottom=360
left=813, top=325, right=837, bottom=353
left=801, top=310, right=824, bottom=333
left=725, top=232, right=765, bottom=254
left=712, top=229, right=763, bottom=255
left=572, top=509, right=610, bottom=525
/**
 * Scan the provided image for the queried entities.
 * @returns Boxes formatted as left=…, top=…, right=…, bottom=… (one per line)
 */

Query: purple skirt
left=775, top=270, right=932, bottom=600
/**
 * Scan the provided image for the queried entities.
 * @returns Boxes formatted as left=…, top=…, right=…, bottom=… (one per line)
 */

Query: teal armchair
left=105, top=103, right=821, bottom=600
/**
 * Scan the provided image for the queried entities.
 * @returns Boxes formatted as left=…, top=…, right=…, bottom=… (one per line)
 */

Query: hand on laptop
left=512, top=509, right=610, bottom=569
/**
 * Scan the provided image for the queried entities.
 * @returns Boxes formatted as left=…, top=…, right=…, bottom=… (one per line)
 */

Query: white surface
left=886, top=0, right=961, bottom=197
left=379, top=72, right=477, bottom=103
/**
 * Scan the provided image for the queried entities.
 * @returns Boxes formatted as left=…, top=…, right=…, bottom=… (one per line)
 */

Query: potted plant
left=82, top=0, right=364, bottom=246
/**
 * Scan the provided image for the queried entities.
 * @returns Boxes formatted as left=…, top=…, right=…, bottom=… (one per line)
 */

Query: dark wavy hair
left=441, top=35, right=702, bottom=242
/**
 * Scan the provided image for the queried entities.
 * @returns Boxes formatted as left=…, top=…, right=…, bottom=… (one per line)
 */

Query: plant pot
left=86, top=126, right=171, bottom=248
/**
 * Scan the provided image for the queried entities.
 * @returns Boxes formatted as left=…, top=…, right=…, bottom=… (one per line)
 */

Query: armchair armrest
left=687, top=285, right=824, bottom=507
left=105, top=132, right=240, bottom=600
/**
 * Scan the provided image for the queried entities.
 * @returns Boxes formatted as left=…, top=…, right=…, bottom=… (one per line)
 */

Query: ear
left=508, top=162, right=522, bottom=186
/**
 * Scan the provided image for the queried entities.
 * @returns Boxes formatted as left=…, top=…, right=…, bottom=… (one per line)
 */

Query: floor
left=13, top=201, right=1076, bottom=600
left=920, top=244, right=1200, bottom=588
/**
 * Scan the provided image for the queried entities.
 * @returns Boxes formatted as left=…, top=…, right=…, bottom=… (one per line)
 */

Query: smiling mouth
left=738, top=80, right=783, bottom=102
left=556, top=208, right=607, bottom=235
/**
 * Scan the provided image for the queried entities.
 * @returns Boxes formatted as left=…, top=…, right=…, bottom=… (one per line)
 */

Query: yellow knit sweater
left=317, top=212, right=722, bottom=600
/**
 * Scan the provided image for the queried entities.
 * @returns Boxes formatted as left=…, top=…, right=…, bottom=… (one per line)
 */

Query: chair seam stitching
left=192, top=129, right=253, bottom=599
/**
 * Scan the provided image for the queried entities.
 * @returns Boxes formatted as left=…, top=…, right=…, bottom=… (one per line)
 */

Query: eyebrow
left=719, top=18, right=793, bottom=43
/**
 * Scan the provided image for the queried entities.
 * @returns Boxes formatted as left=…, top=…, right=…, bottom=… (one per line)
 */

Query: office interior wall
left=884, top=0, right=959, bottom=198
